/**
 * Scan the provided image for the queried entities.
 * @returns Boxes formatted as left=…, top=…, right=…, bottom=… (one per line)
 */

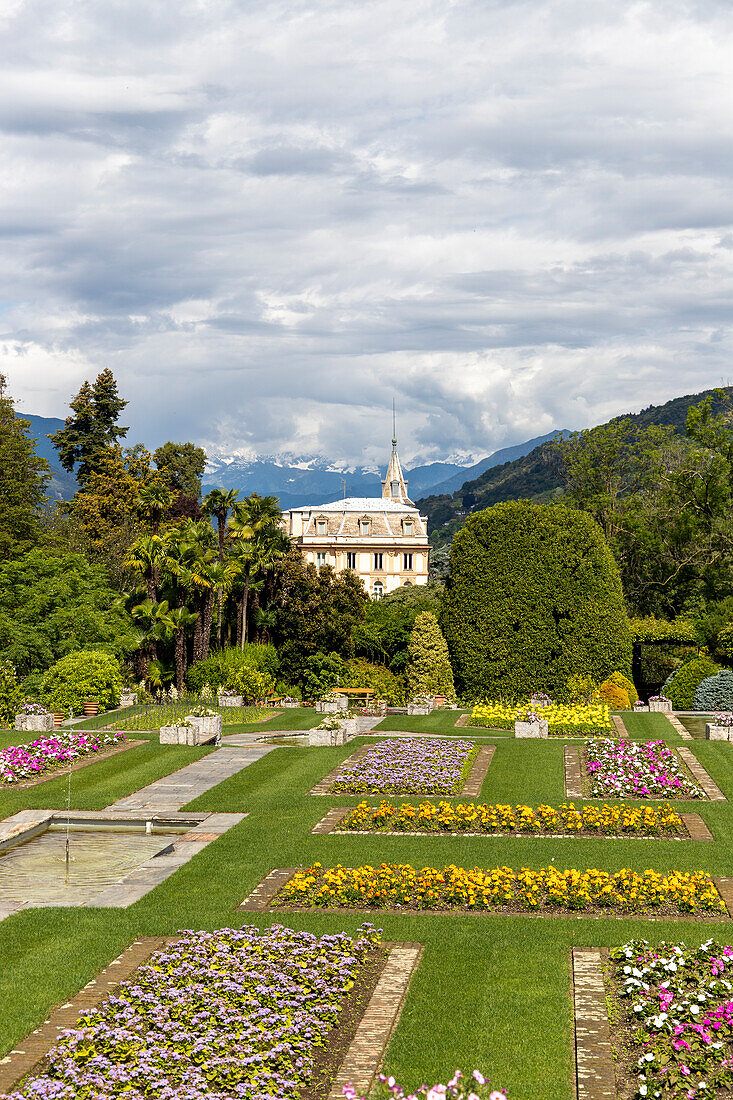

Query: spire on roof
left=381, top=406, right=409, bottom=502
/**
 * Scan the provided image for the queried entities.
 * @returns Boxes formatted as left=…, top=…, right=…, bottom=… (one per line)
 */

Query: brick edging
left=327, top=943, right=423, bottom=1100
left=564, top=746, right=583, bottom=798
left=2, top=740, right=146, bottom=791
left=677, top=747, right=727, bottom=801
left=611, top=715, right=628, bottom=738
left=238, top=868, right=733, bottom=921
left=666, top=714, right=692, bottom=741
left=572, top=948, right=616, bottom=1100
left=0, top=936, right=173, bottom=1094
left=308, top=743, right=494, bottom=798
left=680, top=812, right=714, bottom=841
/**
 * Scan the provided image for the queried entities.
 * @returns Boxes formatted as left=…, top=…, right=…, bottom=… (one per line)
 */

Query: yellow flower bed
left=470, top=700, right=611, bottom=736
left=276, top=862, right=725, bottom=914
left=339, top=799, right=684, bottom=836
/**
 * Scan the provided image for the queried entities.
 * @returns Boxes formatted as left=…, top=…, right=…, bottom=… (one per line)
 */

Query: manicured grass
left=3, top=713, right=733, bottom=1100
left=375, top=711, right=469, bottom=734
left=222, top=707, right=323, bottom=734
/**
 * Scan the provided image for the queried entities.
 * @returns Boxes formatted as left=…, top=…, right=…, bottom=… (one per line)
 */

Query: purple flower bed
left=331, top=738, right=477, bottom=795
left=585, top=738, right=704, bottom=800
left=0, top=924, right=381, bottom=1100
left=0, top=730, right=126, bottom=784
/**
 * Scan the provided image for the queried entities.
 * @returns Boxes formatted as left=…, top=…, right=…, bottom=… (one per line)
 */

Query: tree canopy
left=0, top=375, right=50, bottom=560
left=50, top=368, right=128, bottom=486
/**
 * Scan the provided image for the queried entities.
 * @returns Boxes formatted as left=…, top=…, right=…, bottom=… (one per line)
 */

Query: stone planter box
left=633, top=705, right=649, bottom=712
left=315, top=697, right=347, bottom=714
left=308, top=720, right=358, bottom=747
left=186, top=714, right=223, bottom=742
left=160, top=714, right=222, bottom=746
left=514, top=718, right=549, bottom=739
left=218, top=695, right=243, bottom=708
left=281, top=699, right=300, bottom=709
left=649, top=700, right=672, bottom=713
left=407, top=703, right=431, bottom=716
left=119, top=692, right=137, bottom=708
left=14, top=713, right=54, bottom=733
left=433, top=694, right=446, bottom=707
left=706, top=724, right=732, bottom=741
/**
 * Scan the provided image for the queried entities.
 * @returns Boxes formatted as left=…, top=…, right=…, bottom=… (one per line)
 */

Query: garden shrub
left=564, top=674, right=600, bottom=704
left=41, top=649, right=123, bottom=714
left=663, top=655, right=718, bottom=710
left=299, top=652, right=347, bottom=700
left=609, top=670, right=638, bottom=702
left=405, top=612, right=455, bottom=700
left=440, top=501, right=633, bottom=699
left=598, top=679, right=630, bottom=709
left=0, top=660, right=22, bottom=724
left=693, top=669, right=733, bottom=711
left=343, top=658, right=406, bottom=705
left=186, top=645, right=279, bottom=694
left=224, top=664, right=275, bottom=703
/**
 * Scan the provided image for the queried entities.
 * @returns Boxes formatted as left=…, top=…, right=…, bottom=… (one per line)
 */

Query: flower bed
left=0, top=729, right=126, bottom=784
left=0, top=924, right=382, bottom=1100
left=585, top=739, right=705, bottom=800
left=274, top=863, right=726, bottom=916
left=331, top=738, right=477, bottom=795
left=350, top=1070, right=507, bottom=1100
left=471, top=700, right=611, bottom=737
left=608, top=937, right=733, bottom=1098
left=339, top=799, right=685, bottom=837
left=104, top=703, right=262, bottom=731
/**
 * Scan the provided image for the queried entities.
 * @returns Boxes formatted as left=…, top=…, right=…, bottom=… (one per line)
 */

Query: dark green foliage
left=0, top=376, right=50, bottom=560
left=298, top=651, right=347, bottom=700
left=352, top=582, right=443, bottom=672
left=153, top=442, right=207, bottom=498
left=0, top=660, right=22, bottom=723
left=663, top=655, right=719, bottom=710
left=694, top=669, right=733, bottom=711
left=405, top=612, right=455, bottom=699
left=0, top=549, right=137, bottom=674
left=186, top=644, right=279, bottom=693
left=49, top=368, right=128, bottom=486
left=440, top=501, right=632, bottom=699
left=342, top=658, right=406, bottom=704
left=629, top=618, right=697, bottom=644
left=41, top=649, right=123, bottom=714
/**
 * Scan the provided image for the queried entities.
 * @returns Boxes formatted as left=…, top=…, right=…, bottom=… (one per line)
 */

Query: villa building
left=281, top=437, right=430, bottom=598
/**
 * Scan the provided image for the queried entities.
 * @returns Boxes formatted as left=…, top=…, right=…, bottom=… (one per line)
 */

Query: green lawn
left=374, top=710, right=471, bottom=734
left=2, top=714, right=733, bottom=1099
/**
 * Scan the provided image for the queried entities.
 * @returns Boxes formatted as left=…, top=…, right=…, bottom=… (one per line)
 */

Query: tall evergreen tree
left=50, top=368, right=129, bottom=485
left=405, top=611, right=455, bottom=700
left=0, top=374, right=50, bottom=560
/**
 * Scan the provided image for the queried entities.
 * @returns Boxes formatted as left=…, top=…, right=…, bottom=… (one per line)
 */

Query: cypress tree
left=0, top=374, right=50, bottom=560
left=50, top=368, right=128, bottom=486
left=405, top=611, right=456, bottom=700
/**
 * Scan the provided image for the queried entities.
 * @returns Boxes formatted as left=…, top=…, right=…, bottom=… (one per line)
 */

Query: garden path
left=109, top=744, right=272, bottom=812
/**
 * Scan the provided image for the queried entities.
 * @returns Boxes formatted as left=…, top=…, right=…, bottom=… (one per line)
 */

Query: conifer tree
left=50, top=368, right=129, bottom=486
left=405, top=611, right=455, bottom=700
left=0, top=374, right=50, bottom=560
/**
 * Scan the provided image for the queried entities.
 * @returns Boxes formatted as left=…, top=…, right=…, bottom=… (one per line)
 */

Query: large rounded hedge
left=663, top=655, right=718, bottom=710
left=694, top=669, right=733, bottom=711
left=41, top=649, right=122, bottom=715
left=440, top=501, right=632, bottom=699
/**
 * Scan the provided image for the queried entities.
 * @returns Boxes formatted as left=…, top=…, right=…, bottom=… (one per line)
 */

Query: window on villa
left=346, top=552, right=357, bottom=570
left=373, top=582, right=384, bottom=600
left=374, top=552, right=384, bottom=570
left=403, top=553, right=413, bottom=571
left=391, top=480, right=400, bottom=497
left=360, top=519, right=370, bottom=536
left=316, top=552, right=327, bottom=568
left=316, top=519, right=326, bottom=535
left=404, top=520, right=412, bottom=535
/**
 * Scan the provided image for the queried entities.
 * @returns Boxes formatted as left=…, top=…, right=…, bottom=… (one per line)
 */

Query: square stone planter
left=186, top=714, right=223, bottom=743
left=514, top=718, right=549, bottom=738
left=281, top=699, right=300, bottom=708
left=160, top=714, right=222, bottom=746
left=119, top=692, right=137, bottom=708
left=308, top=721, right=357, bottom=747
left=315, top=698, right=347, bottom=714
left=633, top=705, right=649, bottom=712
left=14, top=713, right=54, bottom=733
left=407, top=703, right=431, bottom=716
left=706, top=724, right=732, bottom=741
left=217, top=695, right=243, bottom=708
left=649, top=700, right=672, bottom=713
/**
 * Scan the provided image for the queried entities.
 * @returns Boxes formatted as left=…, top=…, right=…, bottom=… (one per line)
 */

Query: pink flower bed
left=0, top=730, right=126, bottom=784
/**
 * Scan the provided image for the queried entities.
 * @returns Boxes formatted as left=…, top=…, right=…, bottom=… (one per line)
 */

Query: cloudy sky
left=3, top=0, right=733, bottom=467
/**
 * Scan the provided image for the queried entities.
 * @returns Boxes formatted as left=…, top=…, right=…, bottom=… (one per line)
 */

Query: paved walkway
left=110, top=745, right=272, bottom=812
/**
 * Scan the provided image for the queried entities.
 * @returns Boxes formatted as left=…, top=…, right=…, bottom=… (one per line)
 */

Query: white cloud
left=2, top=0, right=733, bottom=463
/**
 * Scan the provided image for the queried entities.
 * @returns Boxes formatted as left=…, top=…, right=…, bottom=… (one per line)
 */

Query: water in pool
left=0, top=826, right=174, bottom=906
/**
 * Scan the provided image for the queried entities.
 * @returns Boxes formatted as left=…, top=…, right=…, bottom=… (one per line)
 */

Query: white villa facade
left=281, top=438, right=430, bottom=598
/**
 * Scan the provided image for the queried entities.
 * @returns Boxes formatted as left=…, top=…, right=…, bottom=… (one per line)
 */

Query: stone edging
left=307, top=744, right=494, bottom=798
left=327, top=942, right=423, bottom=1100
left=311, top=806, right=714, bottom=842
left=239, top=868, right=733, bottom=921
left=611, top=715, right=628, bottom=738
left=666, top=714, right=692, bottom=741
left=2, top=739, right=146, bottom=791
left=564, top=745, right=726, bottom=802
left=0, top=935, right=174, bottom=1094
left=571, top=947, right=616, bottom=1100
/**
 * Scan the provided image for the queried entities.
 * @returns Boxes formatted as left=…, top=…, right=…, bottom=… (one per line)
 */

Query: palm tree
left=136, top=482, right=174, bottom=535
left=168, top=606, right=199, bottom=692
left=208, top=559, right=237, bottom=649
left=130, top=598, right=175, bottom=680
left=228, top=494, right=282, bottom=647
left=125, top=535, right=167, bottom=601
left=202, top=488, right=239, bottom=562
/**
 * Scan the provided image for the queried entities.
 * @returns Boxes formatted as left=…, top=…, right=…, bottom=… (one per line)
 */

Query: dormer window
left=360, top=518, right=370, bottom=536
left=316, top=518, right=326, bottom=535
left=403, top=519, right=413, bottom=536
left=391, top=480, right=400, bottom=497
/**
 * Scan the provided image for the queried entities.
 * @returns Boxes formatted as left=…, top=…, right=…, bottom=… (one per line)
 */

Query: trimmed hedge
left=186, top=645, right=279, bottom=694
left=405, top=612, right=455, bottom=701
left=440, top=501, right=632, bottom=699
left=694, top=670, right=733, bottom=711
left=664, top=655, right=719, bottom=710
left=41, top=649, right=122, bottom=715
left=629, top=617, right=697, bottom=644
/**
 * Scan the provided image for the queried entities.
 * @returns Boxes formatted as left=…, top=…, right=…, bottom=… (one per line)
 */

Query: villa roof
left=289, top=497, right=420, bottom=514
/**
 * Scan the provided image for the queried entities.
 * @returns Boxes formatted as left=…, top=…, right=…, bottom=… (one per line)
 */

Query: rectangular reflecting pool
left=676, top=715, right=714, bottom=739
